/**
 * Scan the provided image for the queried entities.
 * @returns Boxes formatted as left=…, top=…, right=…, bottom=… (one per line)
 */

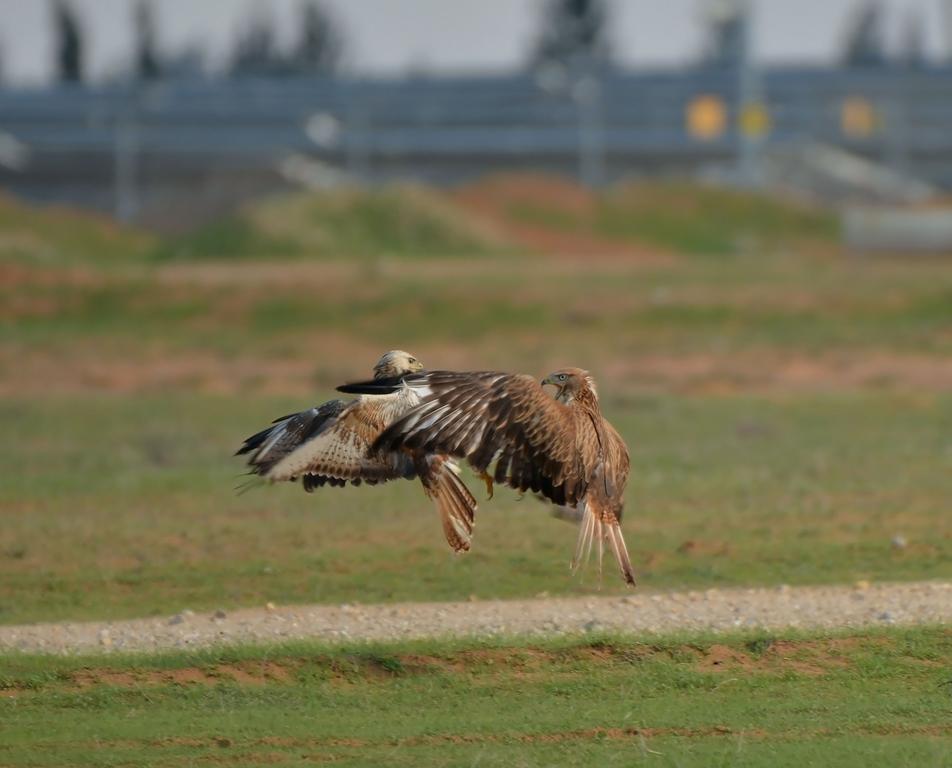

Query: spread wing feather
left=239, top=396, right=416, bottom=489
left=236, top=400, right=346, bottom=474
left=270, top=398, right=416, bottom=485
left=373, top=371, right=592, bottom=506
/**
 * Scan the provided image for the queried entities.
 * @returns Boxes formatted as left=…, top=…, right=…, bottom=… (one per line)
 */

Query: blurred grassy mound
left=600, top=182, right=838, bottom=255
left=153, top=185, right=515, bottom=261
left=0, top=193, right=153, bottom=266
left=455, top=174, right=838, bottom=257
left=0, top=176, right=839, bottom=265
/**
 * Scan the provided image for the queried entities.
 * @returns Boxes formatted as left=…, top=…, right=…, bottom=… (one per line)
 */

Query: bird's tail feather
left=422, top=459, right=477, bottom=553
left=572, top=503, right=636, bottom=587
left=572, top=504, right=597, bottom=574
left=606, top=517, right=636, bottom=586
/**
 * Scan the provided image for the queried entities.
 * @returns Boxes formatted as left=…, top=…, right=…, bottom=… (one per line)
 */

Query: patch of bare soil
left=68, top=661, right=296, bottom=690
left=697, top=637, right=864, bottom=676
left=6, top=627, right=947, bottom=694
left=607, top=351, right=952, bottom=395
left=0, top=263, right=102, bottom=291
left=6, top=342, right=950, bottom=397
left=0, top=334, right=394, bottom=397
left=457, top=173, right=598, bottom=218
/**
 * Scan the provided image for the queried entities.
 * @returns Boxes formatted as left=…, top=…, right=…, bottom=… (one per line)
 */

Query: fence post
left=113, top=90, right=139, bottom=223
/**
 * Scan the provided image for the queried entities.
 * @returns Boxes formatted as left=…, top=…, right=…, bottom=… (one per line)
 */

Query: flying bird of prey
left=337, top=367, right=636, bottom=585
left=236, top=350, right=477, bottom=553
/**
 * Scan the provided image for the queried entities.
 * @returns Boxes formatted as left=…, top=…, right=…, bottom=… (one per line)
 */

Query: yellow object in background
left=841, top=97, right=878, bottom=139
left=686, top=95, right=727, bottom=141
left=739, top=102, right=771, bottom=139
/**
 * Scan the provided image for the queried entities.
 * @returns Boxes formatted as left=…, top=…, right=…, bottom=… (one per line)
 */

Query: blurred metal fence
left=0, top=66, right=950, bottom=226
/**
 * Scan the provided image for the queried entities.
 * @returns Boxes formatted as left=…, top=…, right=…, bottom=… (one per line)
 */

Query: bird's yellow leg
left=478, top=470, right=494, bottom=500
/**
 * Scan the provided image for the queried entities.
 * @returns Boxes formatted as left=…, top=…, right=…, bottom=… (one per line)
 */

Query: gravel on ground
left=2, top=580, right=949, bottom=655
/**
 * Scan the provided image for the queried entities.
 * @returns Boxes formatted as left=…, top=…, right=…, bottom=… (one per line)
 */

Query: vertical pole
left=346, top=80, right=371, bottom=183
left=884, top=92, right=909, bottom=179
left=943, top=0, right=952, bottom=62
left=736, top=0, right=763, bottom=185
left=114, top=92, right=139, bottom=223
left=574, top=55, right=604, bottom=188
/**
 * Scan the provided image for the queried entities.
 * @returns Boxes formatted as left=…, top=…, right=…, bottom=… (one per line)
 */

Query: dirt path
left=2, top=581, right=949, bottom=655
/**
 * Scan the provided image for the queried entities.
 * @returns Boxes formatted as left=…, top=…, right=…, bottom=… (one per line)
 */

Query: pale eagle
left=337, top=367, right=636, bottom=585
left=237, top=351, right=477, bottom=553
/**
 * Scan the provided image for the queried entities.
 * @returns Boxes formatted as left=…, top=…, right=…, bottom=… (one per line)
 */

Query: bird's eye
left=409, top=357, right=416, bottom=363
left=558, top=374, right=566, bottom=381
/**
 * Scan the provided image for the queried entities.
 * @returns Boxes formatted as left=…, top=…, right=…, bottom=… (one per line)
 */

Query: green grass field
left=2, top=178, right=951, bottom=765
left=2, top=627, right=950, bottom=766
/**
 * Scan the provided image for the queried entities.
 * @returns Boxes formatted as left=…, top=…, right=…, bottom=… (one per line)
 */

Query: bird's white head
left=373, top=350, right=425, bottom=379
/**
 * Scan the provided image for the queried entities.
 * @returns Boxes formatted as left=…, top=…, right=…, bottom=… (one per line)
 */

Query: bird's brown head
left=373, top=350, right=424, bottom=379
left=541, top=367, right=596, bottom=404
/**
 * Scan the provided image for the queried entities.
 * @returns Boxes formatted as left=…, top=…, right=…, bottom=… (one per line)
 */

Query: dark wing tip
left=335, top=373, right=424, bottom=395
left=234, top=424, right=274, bottom=456
left=335, top=379, right=392, bottom=394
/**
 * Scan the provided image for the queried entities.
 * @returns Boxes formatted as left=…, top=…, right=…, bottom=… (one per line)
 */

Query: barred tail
left=572, top=503, right=636, bottom=587
left=606, top=518, right=636, bottom=586
left=421, top=457, right=477, bottom=553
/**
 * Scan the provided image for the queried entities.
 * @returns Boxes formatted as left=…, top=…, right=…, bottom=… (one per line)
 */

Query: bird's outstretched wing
left=236, top=400, right=346, bottom=474
left=343, top=371, right=592, bottom=506
left=237, top=397, right=415, bottom=489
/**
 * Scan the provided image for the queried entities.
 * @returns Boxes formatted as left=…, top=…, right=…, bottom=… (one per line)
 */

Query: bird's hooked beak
left=411, top=359, right=425, bottom=372
left=541, top=374, right=553, bottom=388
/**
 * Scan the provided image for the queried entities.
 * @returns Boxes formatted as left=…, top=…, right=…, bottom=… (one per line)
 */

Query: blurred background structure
left=0, top=0, right=950, bottom=231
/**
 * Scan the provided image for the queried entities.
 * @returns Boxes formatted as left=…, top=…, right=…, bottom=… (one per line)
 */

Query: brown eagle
left=337, top=367, right=635, bottom=585
left=237, top=351, right=477, bottom=553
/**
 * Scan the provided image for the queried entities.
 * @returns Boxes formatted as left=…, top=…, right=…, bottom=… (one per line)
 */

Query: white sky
left=0, top=0, right=949, bottom=86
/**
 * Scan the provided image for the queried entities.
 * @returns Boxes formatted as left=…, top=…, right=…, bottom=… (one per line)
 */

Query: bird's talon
left=479, top=471, right=494, bottom=500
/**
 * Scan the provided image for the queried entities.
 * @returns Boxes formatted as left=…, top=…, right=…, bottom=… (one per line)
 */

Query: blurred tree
left=531, top=0, right=611, bottom=72
left=841, top=1, right=888, bottom=68
left=52, top=0, right=83, bottom=83
left=230, top=9, right=284, bottom=77
left=293, top=1, right=342, bottom=74
left=702, top=0, right=745, bottom=68
left=163, top=46, right=205, bottom=81
left=230, top=3, right=343, bottom=78
left=134, top=0, right=161, bottom=80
